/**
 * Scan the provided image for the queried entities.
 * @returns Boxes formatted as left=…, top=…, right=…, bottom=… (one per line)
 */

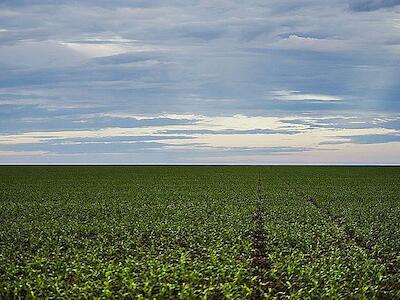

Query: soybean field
left=0, top=166, right=399, bottom=299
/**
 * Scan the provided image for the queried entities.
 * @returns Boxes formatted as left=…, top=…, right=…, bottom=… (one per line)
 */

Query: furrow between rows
left=305, top=195, right=399, bottom=298
left=250, top=177, right=286, bottom=298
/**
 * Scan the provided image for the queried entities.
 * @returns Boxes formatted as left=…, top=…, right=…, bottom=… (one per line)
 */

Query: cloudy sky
left=1, top=0, right=400, bottom=164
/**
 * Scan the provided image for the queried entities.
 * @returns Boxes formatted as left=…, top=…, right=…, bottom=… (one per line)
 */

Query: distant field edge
left=0, top=164, right=400, bottom=167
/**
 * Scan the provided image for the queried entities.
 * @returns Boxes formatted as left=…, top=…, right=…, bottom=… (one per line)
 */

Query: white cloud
left=271, top=90, right=343, bottom=101
left=60, top=42, right=130, bottom=57
left=60, top=36, right=165, bottom=58
left=102, top=113, right=203, bottom=121
left=1, top=1, right=400, bottom=163
left=187, top=142, right=400, bottom=165
left=0, top=114, right=397, bottom=150
left=0, top=150, right=48, bottom=157
left=271, top=35, right=354, bottom=52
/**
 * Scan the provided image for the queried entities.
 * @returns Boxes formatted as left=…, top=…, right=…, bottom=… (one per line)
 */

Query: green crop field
left=0, top=166, right=399, bottom=299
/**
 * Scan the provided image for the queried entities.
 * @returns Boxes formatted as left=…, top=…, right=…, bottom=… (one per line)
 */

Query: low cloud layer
left=0, top=1, right=399, bottom=164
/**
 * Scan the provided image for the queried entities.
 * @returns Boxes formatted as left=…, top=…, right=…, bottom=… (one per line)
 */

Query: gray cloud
left=281, top=115, right=400, bottom=131
left=349, top=0, right=400, bottom=11
left=343, top=134, right=400, bottom=144
left=1, top=1, right=400, bottom=163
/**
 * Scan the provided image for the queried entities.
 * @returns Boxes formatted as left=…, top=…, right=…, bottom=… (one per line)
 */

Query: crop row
left=0, top=166, right=399, bottom=298
left=0, top=167, right=259, bottom=298
left=257, top=166, right=400, bottom=298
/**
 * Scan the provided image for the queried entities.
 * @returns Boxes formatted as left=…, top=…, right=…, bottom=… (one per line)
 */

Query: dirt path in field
left=251, top=177, right=268, bottom=271
left=250, top=176, right=269, bottom=299
left=250, top=176, right=286, bottom=299
left=305, top=195, right=399, bottom=298
left=307, top=196, right=371, bottom=250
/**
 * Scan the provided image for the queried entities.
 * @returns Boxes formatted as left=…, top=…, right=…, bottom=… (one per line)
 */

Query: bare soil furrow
left=250, top=177, right=287, bottom=299
left=305, top=195, right=399, bottom=298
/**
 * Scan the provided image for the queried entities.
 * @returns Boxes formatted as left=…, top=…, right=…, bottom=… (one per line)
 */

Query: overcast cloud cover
left=0, top=0, right=399, bottom=164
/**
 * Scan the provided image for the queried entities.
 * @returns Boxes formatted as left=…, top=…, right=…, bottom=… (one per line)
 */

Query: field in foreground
left=0, top=166, right=399, bottom=299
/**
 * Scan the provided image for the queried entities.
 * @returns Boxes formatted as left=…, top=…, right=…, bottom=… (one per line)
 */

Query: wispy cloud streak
left=0, top=1, right=399, bottom=163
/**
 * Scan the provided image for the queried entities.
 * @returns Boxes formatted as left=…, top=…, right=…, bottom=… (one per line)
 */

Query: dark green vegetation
left=0, top=166, right=399, bottom=299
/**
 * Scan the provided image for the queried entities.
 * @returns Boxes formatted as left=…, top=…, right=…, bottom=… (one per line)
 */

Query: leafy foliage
left=0, top=166, right=399, bottom=298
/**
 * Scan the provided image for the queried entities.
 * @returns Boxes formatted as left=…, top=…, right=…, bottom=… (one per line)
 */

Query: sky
left=0, top=0, right=400, bottom=164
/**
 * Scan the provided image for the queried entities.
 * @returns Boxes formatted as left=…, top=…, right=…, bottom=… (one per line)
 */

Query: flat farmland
left=0, top=166, right=399, bottom=299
